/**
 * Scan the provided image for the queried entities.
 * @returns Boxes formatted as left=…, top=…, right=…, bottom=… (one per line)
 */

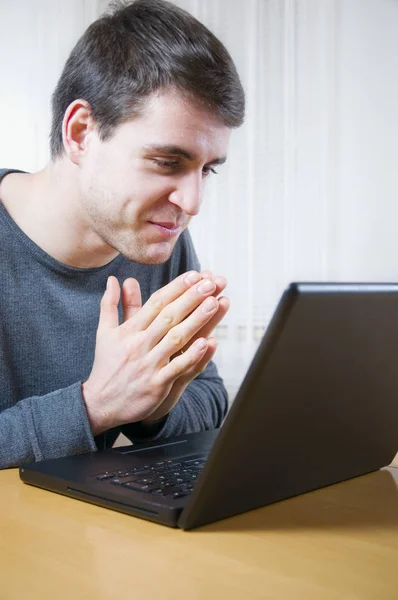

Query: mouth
left=148, top=221, right=182, bottom=238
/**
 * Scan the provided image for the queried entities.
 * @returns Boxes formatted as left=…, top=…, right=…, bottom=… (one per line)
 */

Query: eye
left=152, top=158, right=180, bottom=169
left=202, top=166, right=218, bottom=177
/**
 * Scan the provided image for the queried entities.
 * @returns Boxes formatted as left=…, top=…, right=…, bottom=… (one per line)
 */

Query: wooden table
left=1, top=466, right=398, bottom=599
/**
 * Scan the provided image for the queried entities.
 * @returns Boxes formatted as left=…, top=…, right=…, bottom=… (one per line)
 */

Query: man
left=0, top=0, right=244, bottom=469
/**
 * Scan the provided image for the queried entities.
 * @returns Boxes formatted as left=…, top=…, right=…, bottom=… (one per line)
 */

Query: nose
left=168, top=172, right=203, bottom=216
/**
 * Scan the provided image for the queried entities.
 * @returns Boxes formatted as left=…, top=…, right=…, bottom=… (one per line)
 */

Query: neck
left=0, top=161, right=119, bottom=268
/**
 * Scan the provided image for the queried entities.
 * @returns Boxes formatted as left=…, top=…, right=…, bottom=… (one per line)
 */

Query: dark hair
left=50, top=0, right=245, bottom=159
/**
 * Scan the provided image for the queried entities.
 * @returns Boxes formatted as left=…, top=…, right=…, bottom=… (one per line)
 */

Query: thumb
left=97, top=276, right=121, bottom=333
left=122, top=277, right=142, bottom=322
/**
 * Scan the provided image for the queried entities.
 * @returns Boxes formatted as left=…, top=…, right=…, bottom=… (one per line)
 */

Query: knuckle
left=161, top=311, right=174, bottom=326
left=100, top=295, right=109, bottom=309
left=125, top=340, right=138, bottom=360
left=169, top=330, right=183, bottom=347
left=147, top=376, right=165, bottom=402
left=126, top=299, right=140, bottom=310
left=125, top=332, right=146, bottom=357
left=152, top=379, right=165, bottom=400
left=148, top=292, right=163, bottom=312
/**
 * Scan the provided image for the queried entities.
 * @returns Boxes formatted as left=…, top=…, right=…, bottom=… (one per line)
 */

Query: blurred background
left=0, top=0, right=397, bottom=398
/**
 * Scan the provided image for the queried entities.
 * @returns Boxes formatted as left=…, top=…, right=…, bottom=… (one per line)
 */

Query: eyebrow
left=142, top=144, right=227, bottom=166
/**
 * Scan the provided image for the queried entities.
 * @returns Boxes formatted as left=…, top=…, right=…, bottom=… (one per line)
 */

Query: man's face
left=77, top=90, right=231, bottom=264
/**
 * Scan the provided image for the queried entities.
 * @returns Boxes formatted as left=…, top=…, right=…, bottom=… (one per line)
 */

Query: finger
left=178, top=296, right=229, bottom=351
left=200, top=270, right=213, bottom=280
left=122, top=278, right=142, bottom=322
left=213, top=276, right=227, bottom=297
left=144, top=339, right=217, bottom=422
left=151, top=295, right=219, bottom=364
left=97, top=276, right=121, bottom=333
left=145, top=337, right=219, bottom=423
left=123, top=270, right=201, bottom=332
left=145, top=279, right=217, bottom=350
left=160, top=337, right=209, bottom=384
left=200, top=271, right=227, bottom=297
left=193, top=336, right=218, bottom=374
left=195, top=295, right=229, bottom=340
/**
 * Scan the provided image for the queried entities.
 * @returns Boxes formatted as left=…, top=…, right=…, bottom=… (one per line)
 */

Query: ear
left=62, top=100, right=95, bottom=165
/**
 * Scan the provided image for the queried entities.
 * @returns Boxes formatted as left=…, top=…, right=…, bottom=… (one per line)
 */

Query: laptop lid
left=178, top=282, right=398, bottom=529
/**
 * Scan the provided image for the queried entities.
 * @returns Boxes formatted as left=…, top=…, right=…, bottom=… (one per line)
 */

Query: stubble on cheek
left=81, top=177, right=184, bottom=264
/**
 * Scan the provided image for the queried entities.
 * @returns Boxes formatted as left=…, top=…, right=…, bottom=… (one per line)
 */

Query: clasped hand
left=83, top=271, right=229, bottom=435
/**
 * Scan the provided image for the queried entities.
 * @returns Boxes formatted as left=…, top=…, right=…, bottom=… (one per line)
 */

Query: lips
left=148, top=220, right=182, bottom=238
left=152, top=221, right=178, bottom=230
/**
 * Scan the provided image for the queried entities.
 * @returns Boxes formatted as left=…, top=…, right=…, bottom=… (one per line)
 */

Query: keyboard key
left=173, top=491, right=190, bottom=499
left=133, top=477, right=156, bottom=485
left=127, top=467, right=148, bottom=474
left=183, top=458, right=206, bottom=466
left=95, top=471, right=119, bottom=481
left=123, top=482, right=153, bottom=492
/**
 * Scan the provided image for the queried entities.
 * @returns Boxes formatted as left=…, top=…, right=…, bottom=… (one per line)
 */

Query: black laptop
left=19, top=283, right=398, bottom=529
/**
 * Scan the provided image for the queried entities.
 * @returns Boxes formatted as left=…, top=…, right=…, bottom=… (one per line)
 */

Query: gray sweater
left=0, top=168, right=228, bottom=469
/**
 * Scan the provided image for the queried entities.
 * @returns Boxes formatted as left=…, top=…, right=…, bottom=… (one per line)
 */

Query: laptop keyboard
left=94, top=454, right=208, bottom=500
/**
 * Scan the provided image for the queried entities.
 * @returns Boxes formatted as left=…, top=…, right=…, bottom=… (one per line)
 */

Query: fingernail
left=197, top=279, right=216, bottom=294
left=106, top=277, right=112, bottom=291
left=202, top=297, right=217, bottom=313
left=184, top=271, right=200, bottom=285
left=195, top=339, right=207, bottom=351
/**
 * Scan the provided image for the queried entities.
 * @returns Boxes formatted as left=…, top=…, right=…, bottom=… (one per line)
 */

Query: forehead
left=113, top=90, right=231, bottom=160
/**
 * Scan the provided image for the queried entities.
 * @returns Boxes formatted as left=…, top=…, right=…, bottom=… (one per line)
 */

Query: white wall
left=0, top=0, right=397, bottom=396
left=338, top=0, right=398, bottom=280
left=0, top=0, right=99, bottom=170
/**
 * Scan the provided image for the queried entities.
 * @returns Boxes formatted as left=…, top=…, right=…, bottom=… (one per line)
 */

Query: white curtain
left=1, top=0, right=397, bottom=398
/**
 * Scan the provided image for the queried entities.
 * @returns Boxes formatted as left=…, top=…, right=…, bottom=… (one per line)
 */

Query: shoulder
left=0, top=168, right=26, bottom=183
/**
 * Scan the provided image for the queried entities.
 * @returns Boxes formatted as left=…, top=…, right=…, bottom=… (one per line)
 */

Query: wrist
left=82, top=381, right=107, bottom=436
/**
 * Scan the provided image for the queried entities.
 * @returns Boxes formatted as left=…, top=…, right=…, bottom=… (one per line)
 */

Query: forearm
left=0, top=382, right=97, bottom=469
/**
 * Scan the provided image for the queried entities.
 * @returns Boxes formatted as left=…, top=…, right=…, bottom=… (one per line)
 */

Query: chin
left=136, top=254, right=172, bottom=265
left=122, top=241, right=176, bottom=265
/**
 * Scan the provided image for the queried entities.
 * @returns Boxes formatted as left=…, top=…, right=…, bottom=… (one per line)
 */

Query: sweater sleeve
left=0, top=382, right=97, bottom=469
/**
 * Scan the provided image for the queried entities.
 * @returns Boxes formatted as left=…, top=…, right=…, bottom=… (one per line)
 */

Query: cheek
left=128, top=172, right=175, bottom=207
left=81, top=150, right=176, bottom=213
left=86, top=162, right=128, bottom=202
